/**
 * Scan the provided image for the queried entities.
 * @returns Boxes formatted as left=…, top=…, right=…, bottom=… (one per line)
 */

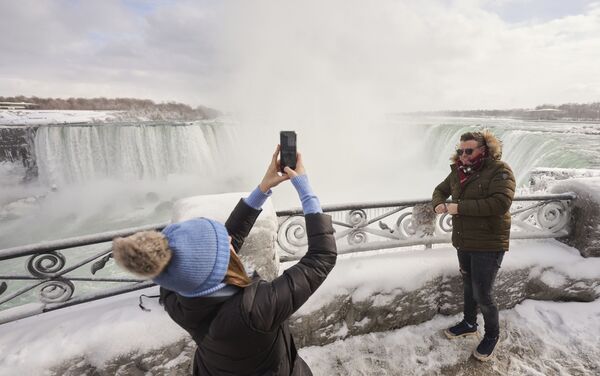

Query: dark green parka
left=432, top=133, right=516, bottom=252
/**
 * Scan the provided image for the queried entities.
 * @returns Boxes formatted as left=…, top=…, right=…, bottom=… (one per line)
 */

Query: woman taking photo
left=112, top=146, right=337, bottom=375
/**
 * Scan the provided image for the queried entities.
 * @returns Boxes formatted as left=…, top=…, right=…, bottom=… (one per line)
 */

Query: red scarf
left=457, top=154, right=486, bottom=186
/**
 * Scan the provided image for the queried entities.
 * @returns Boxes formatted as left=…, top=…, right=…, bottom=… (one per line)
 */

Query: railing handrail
left=275, top=192, right=577, bottom=216
left=0, top=222, right=170, bottom=261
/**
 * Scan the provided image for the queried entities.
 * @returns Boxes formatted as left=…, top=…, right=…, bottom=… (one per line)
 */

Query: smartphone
left=280, top=131, right=297, bottom=172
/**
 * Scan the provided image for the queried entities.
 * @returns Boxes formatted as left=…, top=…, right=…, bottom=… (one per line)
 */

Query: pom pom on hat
left=112, top=231, right=171, bottom=278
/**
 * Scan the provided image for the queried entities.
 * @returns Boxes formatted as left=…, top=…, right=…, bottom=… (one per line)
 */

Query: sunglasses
left=456, top=148, right=477, bottom=156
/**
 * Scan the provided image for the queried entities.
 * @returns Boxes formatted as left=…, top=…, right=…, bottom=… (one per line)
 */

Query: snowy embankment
left=0, top=241, right=599, bottom=375
left=0, top=110, right=118, bottom=125
left=0, top=108, right=213, bottom=126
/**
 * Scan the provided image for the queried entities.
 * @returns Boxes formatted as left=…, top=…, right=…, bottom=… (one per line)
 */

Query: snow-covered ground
left=0, top=240, right=599, bottom=375
left=300, top=299, right=600, bottom=376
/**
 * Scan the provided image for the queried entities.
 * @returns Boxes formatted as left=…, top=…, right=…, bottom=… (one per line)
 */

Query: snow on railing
left=0, top=193, right=576, bottom=325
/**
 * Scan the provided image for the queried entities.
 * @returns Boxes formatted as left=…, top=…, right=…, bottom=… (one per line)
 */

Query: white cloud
left=0, top=0, right=599, bottom=113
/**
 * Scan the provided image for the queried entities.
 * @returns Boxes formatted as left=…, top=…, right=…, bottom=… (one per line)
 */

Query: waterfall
left=424, top=120, right=599, bottom=185
left=33, top=121, right=235, bottom=186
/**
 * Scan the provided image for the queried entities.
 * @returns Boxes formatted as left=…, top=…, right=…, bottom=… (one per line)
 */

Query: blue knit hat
left=153, top=218, right=230, bottom=297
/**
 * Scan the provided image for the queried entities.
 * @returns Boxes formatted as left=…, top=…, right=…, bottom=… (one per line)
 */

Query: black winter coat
left=160, top=199, right=337, bottom=375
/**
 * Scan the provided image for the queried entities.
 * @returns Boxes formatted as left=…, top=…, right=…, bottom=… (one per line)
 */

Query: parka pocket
left=477, top=179, right=490, bottom=197
left=477, top=217, right=492, bottom=232
left=488, top=217, right=502, bottom=234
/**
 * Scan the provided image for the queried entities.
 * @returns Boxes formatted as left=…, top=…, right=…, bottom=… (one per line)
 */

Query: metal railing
left=276, top=193, right=576, bottom=261
left=0, top=222, right=169, bottom=324
left=0, top=193, right=575, bottom=324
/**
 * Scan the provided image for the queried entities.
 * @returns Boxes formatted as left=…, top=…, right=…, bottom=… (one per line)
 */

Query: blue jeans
left=457, top=250, right=504, bottom=338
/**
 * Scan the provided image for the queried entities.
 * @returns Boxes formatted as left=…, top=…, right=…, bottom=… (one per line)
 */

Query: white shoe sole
left=443, top=329, right=479, bottom=340
left=473, top=348, right=496, bottom=362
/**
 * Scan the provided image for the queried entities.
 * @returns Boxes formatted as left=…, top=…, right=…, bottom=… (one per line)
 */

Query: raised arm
left=227, top=146, right=290, bottom=252
left=242, top=153, right=338, bottom=332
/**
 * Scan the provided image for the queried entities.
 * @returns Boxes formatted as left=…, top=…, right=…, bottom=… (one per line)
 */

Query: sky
left=1, top=0, right=600, bottom=113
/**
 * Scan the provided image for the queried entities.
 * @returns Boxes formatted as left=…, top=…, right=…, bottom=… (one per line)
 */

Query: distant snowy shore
left=0, top=109, right=118, bottom=125
left=0, top=109, right=214, bottom=126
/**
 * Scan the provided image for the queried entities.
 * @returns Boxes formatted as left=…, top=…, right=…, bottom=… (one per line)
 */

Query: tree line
left=414, top=102, right=600, bottom=121
left=0, top=96, right=220, bottom=120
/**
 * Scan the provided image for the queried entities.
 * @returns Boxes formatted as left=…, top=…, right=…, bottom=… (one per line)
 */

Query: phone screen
left=280, top=131, right=297, bottom=171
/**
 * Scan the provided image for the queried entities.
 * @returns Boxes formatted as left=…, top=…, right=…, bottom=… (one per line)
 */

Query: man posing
left=431, top=130, right=515, bottom=361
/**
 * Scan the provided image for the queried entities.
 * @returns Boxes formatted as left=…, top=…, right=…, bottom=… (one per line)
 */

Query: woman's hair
left=224, top=249, right=252, bottom=288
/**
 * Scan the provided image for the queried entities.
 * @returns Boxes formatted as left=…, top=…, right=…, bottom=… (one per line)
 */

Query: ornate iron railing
left=0, top=193, right=575, bottom=324
left=0, top=222, right=169, bottom=324
left=276, top=193, right=576, bottom=261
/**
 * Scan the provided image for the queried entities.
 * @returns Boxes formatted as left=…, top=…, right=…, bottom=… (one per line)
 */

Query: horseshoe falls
left=0, top=121, right=243, bottom=248
left=33, top=122, right=236, bottom=185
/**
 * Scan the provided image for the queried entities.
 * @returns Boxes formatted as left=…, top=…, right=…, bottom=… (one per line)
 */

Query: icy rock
left=50, top=338, right=196, bottom=376
left=551, top=177, right=600, bottom=257
left=411, top=203, right=436, bottom=237
left=527, top=168, right=600, bottom=192
left=171, top=192, right=279, bottom=281
left=288, top=265, right=599, bottom=347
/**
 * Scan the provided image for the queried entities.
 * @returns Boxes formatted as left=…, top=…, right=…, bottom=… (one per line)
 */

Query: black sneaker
left=473, top=335, right=499, bottom=361
left=444, top=320, right=478, bottom=339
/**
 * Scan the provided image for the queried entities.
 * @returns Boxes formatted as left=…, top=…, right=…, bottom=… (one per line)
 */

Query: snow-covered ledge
left=550, top=177, right=600, bottom=258
left=1, top=242, right=598, bottom=374
left=288, top=241, right=600, bottom=347
left=171, top=192, right=279, bottom=281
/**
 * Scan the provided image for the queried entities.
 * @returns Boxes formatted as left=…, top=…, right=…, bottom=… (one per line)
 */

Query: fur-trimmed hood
left=451, top=129, right=502, bottom=162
